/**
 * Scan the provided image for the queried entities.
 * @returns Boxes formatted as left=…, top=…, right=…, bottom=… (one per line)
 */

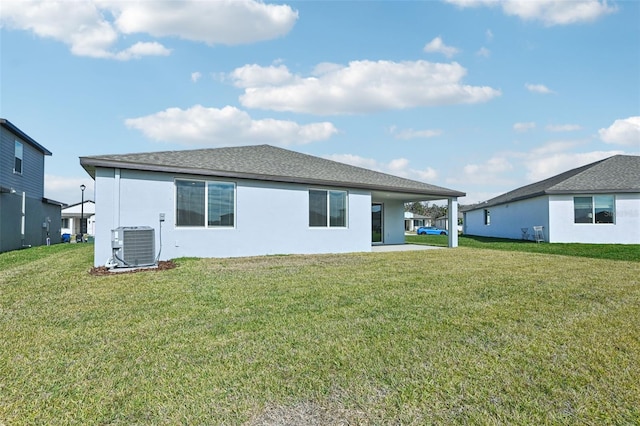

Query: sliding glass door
left=372, top=203, right=383, bottom=244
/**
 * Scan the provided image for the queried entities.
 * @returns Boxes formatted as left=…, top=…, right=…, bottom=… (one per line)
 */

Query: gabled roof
left=464, top=155, right=640, bottom=211
left=0, top=118, right=52, bottom=156
left=62, top=200, right=95, bottom=215
left=80, top=144, right=465, bottom=198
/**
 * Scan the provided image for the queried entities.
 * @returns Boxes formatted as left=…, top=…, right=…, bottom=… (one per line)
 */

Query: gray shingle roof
left=464, top=155, right=640, bottom=211
left=80, top=144, right=465, bottom=198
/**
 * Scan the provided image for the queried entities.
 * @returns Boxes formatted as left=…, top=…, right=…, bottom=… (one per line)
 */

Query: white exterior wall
left=549, top=193, right=640, bottom=244
left=463, top=196, right=549, bottom=241
left=381, top=200, right=406, bottom=244
left=93, top=168, right=373, bottom=266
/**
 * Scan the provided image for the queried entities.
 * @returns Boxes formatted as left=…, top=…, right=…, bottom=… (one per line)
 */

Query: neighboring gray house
left=0, top=118, right=62, bottom=253
left=463, top=155, right=640, bottom=244
left=80, top=145, right=465, bottom=266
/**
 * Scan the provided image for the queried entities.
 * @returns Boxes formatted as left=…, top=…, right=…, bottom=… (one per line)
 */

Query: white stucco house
left=80, top=145, right=465, bottom=267
left=404, top=212, right=432, bottom=232
left=61, top=200, right=95, bottom=239
left=463, top=155, right=640, bottom=244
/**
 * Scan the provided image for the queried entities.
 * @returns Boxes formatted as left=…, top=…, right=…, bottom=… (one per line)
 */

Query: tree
left=405, top=201, right=427, bottom=216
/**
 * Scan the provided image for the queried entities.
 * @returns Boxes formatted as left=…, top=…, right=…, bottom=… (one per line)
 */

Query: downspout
left=114, top=168, right=121, bottom=228
left=21, top=191, right=31, bottom=248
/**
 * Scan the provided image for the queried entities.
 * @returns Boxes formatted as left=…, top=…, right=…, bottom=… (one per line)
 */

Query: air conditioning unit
left=111, top=226, right=156, bottom=267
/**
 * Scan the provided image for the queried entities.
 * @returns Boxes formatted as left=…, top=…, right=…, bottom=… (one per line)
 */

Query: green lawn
left=1, top=243, right=639, bottom=424
left=406, top=234, right=640, bottom=262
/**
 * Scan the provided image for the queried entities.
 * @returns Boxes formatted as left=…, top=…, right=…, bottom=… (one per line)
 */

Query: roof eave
left=465, top=191, right=548, bottom=211
left=80, top=158, right=465, bottom=198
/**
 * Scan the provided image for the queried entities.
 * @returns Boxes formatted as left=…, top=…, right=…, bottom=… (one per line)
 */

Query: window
left=309, top=189, right=347, bottom=227
left=574, top=195, right=614, bottom=224
left=208, top=182, right=235, bottom=226
left=14, top=141, right=23, bottom=174
left=61, top=218, right=69, bottom=228
left=176, top=179, right=235, bottom=227
left=484, top=209, right=490, bottom=225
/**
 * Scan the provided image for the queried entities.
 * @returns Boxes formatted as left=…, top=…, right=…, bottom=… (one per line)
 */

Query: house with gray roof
left=0, top=119, right=62, bottom=253
left=80, top=144, right=465, bottom=266
left=462, top=155, right=640, bottom=244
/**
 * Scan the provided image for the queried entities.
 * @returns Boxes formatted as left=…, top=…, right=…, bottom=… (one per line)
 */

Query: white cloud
left=111, top=0, right=298, bottom=45
left=232, top=60, right=501, bottom=115
left=414, top=167, right=439, bottom=182
left=598, top=116, right=640, bottom=146
left=230, top=64, right=294, bottom=87
left=524, top=150, right=624, bottom=181
left=0, top=1, right=121, bottom=59
left=513, top=122, right=536, bottom=132
left=113, top=42, right=171, bottom=61
left=0, top=0, right=297, bottom=59
left=324, top=154, right=438, bottom=182
left=476, top=47, right=491, bottom=58
left=124, top=105, right=337, bottom=146
left=444, top=0, right=616, bottom=26
left=423, top=36, right=460, bottom=58
left=191, top=72, right=202, bottom=83
left=456, top=156, right=516, bottom=186
left=545, top=124, right=582, bottom=132
left=525, top=83, right=554, bottom=94
left=44, top=175, right=94, bottom=206
left=390, top=126, right=443, bottom=140
left=530, top=140, right=582, bottom=155
left=486, top=29, right=494, bottom=41
left=501, top=0, right=616, bottom=26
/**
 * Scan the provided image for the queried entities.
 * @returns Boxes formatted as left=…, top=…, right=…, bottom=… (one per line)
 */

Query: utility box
left=111, top=226, right=156, bottom=267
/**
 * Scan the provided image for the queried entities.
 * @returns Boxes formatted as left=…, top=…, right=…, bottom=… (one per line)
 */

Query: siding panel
left=0, top=127, right=45, bottom=198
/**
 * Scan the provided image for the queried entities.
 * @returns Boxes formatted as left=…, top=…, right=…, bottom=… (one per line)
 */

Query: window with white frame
left=175, top=179, right=235, bottom=227
left=574, top=195, right=614, bottom=224
left=14, top=141, right=23, bottom=174
left=309, top=189, right=347, bottom=227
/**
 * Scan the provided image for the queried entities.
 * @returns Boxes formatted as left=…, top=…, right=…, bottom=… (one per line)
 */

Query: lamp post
left=80, top=184, right=86, bottom=242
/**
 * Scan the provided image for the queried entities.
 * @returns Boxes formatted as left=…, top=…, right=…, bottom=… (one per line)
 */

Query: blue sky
left=1, top=0, right=638, bottom=206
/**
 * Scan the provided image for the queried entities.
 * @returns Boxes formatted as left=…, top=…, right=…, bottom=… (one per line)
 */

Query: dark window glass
left=574, top=196, right=593, bottom=223
left=594, top=195, right=614, bottom=223
left=14, top=141, right=23, bottom=174
left=329, top=191, right=347, bottom=227
left=208, top=182, right=235, bottom=227
left=176, top=180, right=205, bottom=227
left=309, top=190, right=327, bottom=227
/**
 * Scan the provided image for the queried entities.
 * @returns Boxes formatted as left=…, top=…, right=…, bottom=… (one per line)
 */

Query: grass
left=1, top=243, right=639, bottom=424
left=406, top=234, right=640, bottom=262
